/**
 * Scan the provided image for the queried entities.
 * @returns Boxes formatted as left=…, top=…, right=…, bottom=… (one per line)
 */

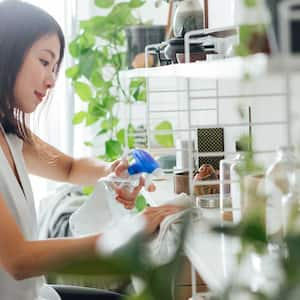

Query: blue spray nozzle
left=127, top=149, right=160, bottom=175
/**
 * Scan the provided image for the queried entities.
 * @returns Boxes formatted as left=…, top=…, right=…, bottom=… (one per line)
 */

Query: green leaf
left=108, top=3, right=137, bottom=26
left=79, top=50, right=98, bottom=80
left=84, top=141, right=94, bottom=147
left=69, top=39, right=80, bottom=58
left=154, top=121, right=174, bottom=148
left=91, top=72, right=104, bottom=88
left=117, top=127, right=135, bottom=148
left=95, top=0, right=114, bottom=9
left=72, top=111, right=86, bottom=125
left=130, top=78, right=146, bottom=102
left=82, top=186, right=94, bottom=195
left=65, top=65, right=80, bottom=79
left=97, top=129, right=108, bottom=136
left=88, top=100, right=106, bottom=118
left=102, top=95, right=117, bottom=111
left=135, top=194, right=147, bottom=212
left=73, top=82, right=93, bottom=101
left=128, top=123, right=136, bottom=148
left=80, top=16, right=117, bottom=41
left=105, top=139, right=122, bottom=160
left=129, top=0, right=146, bottom=8
left=80, top=32, right=95, bottom=49
left=80, top=19, right=94, bottom=31
left=101, top=117, right=119, bottom=131
left=116, top=128, right=125, bottom=146
left=244, top=0, right=257, bottom=7
left=85, top=115, right=99, bottom=126
left=112, top=53, right=123, bottom=68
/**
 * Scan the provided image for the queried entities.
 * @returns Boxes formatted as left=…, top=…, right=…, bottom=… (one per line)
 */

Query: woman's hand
left=110, top=159, right=156, bottom=209
left=114, top=176, right=155, bottom=209
left=107, top=159, right=123, bottom=176
left=142, top=205, right=184, bottom=235
left=112, top=159, right=156, bottom=191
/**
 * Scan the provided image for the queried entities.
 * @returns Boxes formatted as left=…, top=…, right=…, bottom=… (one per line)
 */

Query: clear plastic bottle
left=219, top=151, right=245, bottom=224
left=265, top=146, right=297, bottom=241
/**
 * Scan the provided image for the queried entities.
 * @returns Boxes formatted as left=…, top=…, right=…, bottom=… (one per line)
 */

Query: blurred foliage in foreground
left=52, top=211, right=191, bottom=300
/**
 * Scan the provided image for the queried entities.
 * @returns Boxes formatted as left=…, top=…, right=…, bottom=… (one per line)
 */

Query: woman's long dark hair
left=0, top=0, right=65, bottom=141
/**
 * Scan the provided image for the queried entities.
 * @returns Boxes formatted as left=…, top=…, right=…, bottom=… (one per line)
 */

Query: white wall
left=128, top=73, right=300, bottom=170
left=208, top=0, right=236, bottom=29
left=139, top=1, right=168, bottom=25
left=87, top=0, right=168, bottom=24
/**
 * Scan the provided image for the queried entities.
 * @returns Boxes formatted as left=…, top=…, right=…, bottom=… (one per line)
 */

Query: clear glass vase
left=281, top=168, right=300, bottom=236
left=265, top=146, right=297, bottom=242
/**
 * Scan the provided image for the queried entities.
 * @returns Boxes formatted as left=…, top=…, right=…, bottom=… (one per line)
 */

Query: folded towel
left=146, top=207, right=202, bottom=266
left=164, top=192, right=194, bottom=208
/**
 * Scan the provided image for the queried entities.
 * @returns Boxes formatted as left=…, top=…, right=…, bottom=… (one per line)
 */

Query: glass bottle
left=219, top=151, right=245, bottom=224
left=281, top=169, right=300, bottom=236
left=265, top=146, right=297, bottom=242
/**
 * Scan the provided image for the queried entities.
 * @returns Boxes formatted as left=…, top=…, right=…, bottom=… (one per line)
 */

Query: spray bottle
left=101, top=149, right=163, bottom=220
left=104, top=149, right=162, bottom=190
left=69, top=149, right=163, bottom=236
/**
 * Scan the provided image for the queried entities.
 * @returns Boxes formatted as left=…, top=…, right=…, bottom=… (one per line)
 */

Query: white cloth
left=146, top=194, right=202, bottom=266
left=0, top=126, right=60, bottom=300
left=69, top=179, right=136, bottom=237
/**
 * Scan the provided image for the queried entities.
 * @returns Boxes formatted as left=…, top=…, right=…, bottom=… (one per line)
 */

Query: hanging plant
left=66, top=0, right=147, bottom=161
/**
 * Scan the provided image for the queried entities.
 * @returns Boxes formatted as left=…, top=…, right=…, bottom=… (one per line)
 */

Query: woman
left=0, top=1, right=182, bottom=299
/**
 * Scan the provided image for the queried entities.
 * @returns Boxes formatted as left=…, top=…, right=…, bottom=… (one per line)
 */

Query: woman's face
left=14, top=33, right=60, bottom=113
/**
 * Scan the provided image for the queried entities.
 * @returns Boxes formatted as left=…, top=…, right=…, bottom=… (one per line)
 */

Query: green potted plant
left=67, top=0, right=174, bottom=164
left=66, top=0, right=148, bottom=162
left=235, top=0, right=272, bottom=57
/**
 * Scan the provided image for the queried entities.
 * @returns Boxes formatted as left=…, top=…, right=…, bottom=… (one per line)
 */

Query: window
left=22, top=0, right=76, bottom=205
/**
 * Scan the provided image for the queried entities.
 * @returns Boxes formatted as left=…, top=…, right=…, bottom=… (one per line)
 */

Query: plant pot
left=125, top=25, right=166, bottom=69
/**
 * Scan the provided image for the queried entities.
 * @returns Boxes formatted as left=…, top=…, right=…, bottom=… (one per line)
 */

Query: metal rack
left=119, top=51, right=299, bottom=299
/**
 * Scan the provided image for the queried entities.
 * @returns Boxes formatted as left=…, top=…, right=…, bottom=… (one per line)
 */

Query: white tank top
left=0, top=126, right=60, bottom=300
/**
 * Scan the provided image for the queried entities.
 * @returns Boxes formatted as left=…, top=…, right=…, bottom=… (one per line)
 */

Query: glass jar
left=219, top=152, right=245, bottom=224
left=265, top=146, right=297, bottom=241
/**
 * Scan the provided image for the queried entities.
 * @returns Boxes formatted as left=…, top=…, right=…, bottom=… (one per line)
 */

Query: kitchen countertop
left=150, top=174, right=282, bottom=296
left=148, top=174, right=240, bottom=293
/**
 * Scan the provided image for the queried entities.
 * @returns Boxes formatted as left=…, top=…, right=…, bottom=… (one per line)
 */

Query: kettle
left=173, top=0, right=204, bottom=37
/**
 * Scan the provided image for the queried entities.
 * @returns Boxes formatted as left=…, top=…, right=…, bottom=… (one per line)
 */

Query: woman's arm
left=0, top=191, right=182, bottom=280
left=0, top=192, right=99, bottom=280
left=23, top=132, right=117, bottom=185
